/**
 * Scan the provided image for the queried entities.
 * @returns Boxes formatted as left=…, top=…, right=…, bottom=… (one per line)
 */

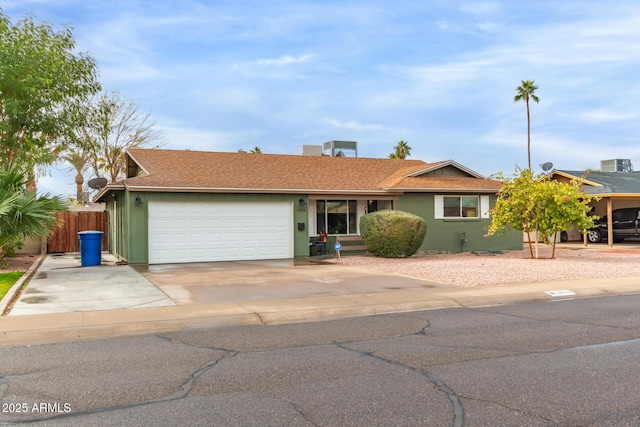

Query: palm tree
left=60, top=149, right=90, bottom=203
left=0, top=164, right=68, bottom=258
left=514, top=80, right=539, bottom=170
left=389, top=140, right=411, bottom=159
left=250, top=146, right=262, bottom=153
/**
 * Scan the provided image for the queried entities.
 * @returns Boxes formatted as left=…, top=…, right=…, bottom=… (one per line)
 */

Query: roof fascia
left=551, top=170, right=602, bottom=187
left=123, top=184, right=403, bottom=195
left=598, top=193, right=640, bottom=198
left=93, top=183, right=125, bottom=202
left=390, top=187, right=499, bottom=193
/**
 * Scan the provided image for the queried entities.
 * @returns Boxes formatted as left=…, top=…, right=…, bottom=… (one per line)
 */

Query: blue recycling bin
left=78, top=231, right=103, bottom=267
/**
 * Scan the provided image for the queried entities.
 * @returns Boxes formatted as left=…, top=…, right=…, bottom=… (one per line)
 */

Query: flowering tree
left=487, top=169, right=598, bottom=259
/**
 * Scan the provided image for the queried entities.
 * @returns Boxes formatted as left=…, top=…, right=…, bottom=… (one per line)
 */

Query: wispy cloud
left=325, top=119, right=387, bottom=133
left=254, top=54, right=315, bottom=68
left=581, top=109, right=638, bottom=122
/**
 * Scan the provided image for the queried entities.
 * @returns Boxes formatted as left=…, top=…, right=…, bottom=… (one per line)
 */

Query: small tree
left=487, top=169, right=597, bottom=259
left=530, top=177, right=598, bottom=257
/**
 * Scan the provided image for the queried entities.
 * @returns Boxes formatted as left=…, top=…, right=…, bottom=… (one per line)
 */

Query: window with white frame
left=310, top=199, right=396, bottom=235
left=315, top=200, right=358, bottom=235
left=435, top=195, right=490, bottom=219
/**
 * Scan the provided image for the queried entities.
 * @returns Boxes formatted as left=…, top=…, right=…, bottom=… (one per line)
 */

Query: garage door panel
left=148, top=201, right=293, bottom=264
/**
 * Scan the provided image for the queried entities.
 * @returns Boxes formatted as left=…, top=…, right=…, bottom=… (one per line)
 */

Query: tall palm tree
left=514, top=80, right=539, bottom=170
left=389, top=140, right=411, bottom=159
left=250, top=146, right=262, bottom=153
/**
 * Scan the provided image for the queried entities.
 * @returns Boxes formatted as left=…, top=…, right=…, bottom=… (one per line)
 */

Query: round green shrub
left=359, top=210, right=426, bottom=258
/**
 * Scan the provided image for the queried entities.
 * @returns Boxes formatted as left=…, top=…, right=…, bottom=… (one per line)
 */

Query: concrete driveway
left=6, top=254, right=445, bottom=316
left=135, top=258, right=445, bottom=305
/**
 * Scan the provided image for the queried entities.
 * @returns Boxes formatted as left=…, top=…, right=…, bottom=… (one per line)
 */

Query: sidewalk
left=2, top=259, right=640, bottom=346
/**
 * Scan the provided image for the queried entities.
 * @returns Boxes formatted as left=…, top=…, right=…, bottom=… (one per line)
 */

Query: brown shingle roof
left=115, top=149, right=499, bottom=194
left=124, top=149, right=428, bottom=193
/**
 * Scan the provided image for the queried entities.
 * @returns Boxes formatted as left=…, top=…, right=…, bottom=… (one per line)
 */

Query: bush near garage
left=359, top=210, right=426, bottom=258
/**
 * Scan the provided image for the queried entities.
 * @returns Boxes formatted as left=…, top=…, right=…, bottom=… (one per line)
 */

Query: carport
left=553, top=169, right=640, bottom=247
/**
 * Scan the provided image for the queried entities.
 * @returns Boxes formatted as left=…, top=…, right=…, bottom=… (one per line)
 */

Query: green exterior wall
left=396, top=193, right=522, bottom=254
left=422, top=165, right=469, bottom=177
left=118, top=192, right=309, bottom=264
left=109, top=189, right=521, bottom=263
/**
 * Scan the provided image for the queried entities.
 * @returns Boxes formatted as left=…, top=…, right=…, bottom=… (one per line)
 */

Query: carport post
left=607, top=198, right=613, bottom=248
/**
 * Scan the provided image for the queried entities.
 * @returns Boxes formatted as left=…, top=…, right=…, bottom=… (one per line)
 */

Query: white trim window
left=435, top=195, right=490, bottom=219
left=309, top=199, right=394, bottom=236
left=315, top=200, right=358, bottom=235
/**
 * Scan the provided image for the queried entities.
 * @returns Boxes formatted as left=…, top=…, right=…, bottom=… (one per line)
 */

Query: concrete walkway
left=8, top=253, right=175, bottom=316
left=2, top=251, right=640, bottom=347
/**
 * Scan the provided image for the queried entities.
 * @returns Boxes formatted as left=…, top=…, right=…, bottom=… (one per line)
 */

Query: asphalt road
left=2, top=294, right=640, bottom=426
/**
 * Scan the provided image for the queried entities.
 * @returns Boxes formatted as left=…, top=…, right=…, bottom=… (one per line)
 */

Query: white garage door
left=148, top=201, right=293, bottom=264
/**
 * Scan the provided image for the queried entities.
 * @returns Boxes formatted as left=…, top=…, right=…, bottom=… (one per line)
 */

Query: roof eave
left=551, top=170, right=602, bottom=187
left=122, top=184, right=402, bottom=195
left=93, top=183, right=125, bottom=202
left=586, top=193, right=640, bottom=198
left=387, top=187, right=499, bottom=193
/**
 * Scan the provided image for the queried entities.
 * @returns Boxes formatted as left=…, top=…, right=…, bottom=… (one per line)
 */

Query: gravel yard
left=327, top=246, right=640, bottom=287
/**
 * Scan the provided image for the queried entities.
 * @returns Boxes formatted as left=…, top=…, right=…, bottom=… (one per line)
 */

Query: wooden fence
left=47, top=211, right=109, bottom=253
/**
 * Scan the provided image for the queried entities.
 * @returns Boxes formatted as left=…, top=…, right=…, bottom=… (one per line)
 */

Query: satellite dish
left=541, top=162, right=554, bottom=172
left=87, top=177, right=108, bottom=190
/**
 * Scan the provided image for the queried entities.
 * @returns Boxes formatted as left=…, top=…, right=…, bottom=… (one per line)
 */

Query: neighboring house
left=94, top=149, right=522, bottom=264
left=552, top=165, right=640, bottom=245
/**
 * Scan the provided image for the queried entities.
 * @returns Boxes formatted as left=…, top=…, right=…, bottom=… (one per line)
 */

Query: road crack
left=454, top=393, right=560, bottom=424
left=482, top=306, right=639, bottom=332
left=336, top=343, right=465, bottom=427
left=0, top=347, right=236, bottom=424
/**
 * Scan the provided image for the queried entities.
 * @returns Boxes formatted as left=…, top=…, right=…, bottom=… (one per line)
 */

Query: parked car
left=587, top=207, right=640, bottom=243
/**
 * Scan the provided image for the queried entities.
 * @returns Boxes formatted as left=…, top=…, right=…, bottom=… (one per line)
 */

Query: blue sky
left=4, top=1, right=640, bottom=198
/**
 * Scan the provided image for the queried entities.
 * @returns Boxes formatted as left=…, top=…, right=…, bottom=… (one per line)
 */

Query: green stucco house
left=94, top=148, right=521, bottom=264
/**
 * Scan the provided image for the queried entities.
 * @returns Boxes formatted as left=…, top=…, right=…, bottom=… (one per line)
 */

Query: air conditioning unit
left=323, top=140, right=358, bottom=157
left=600, top=159, right=633, bottom=173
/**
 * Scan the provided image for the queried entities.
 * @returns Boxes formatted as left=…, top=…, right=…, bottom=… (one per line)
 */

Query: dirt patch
left=0, top=254, right=40, bottom=273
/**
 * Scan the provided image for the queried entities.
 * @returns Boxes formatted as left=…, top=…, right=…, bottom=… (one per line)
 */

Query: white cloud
left=254, top=54, right=316, bottom=68
left=581, top=109, right=638, bottom=122
left=156, top=120, right=270, bottom=153
left=324, top=119, right=386, bottom=132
